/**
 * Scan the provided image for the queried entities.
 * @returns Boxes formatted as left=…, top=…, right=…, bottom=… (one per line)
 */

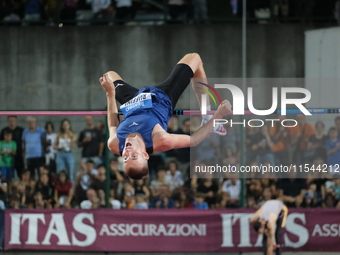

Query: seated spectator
left=290, top=114, right=315, bottom=166
left=306, top=121, right=327, bottom=163
left=150, top=185, right=175, bottom=209
left=150, top=166, right=174, bottom=197
left=270, top=115, right=290, bottom=166
left=175, top=189, right=194, bottom=209
left=276, top=171, right=307, bottom=207
left=7, top=193, right=25, bottom=209
left=193, top=192, right=209, bottom=209
left=246, top=196, right=256, bottom=208
left=0, top=168, right=8, bottom=204
left=134, top=179, right=150, bottom=202
left=0, top=129, right=17, bottom=195
left=252, top=125, right=275, bottom=167
left=110, top=157, right=125, bottom=183
left=329, top=175, right=340, bottom=203
left=85, top=0, right=112, bottom=21
left=306, top=157, right=327, bottom=206
left=133, top=193, right=149, bottom=209
left=197, top=176, right=219, bottom=208
left=75, top=160, right=96, bottom=203
left=326, top=127, right=340, bottom=174
left=34, top=173, right=53, bottom=208
left=54, top=170, right=73, bottom=208
left=221, top=177, right=241, bottom=208
left=256, top=187, right=273, bottom=207
left=165, top=160, right=184, bottom=189
left=301, top=190, right=317, bottom=208
left=39, top=165, right=58, bottom=188
left=324, top=193, right=336, bottom=208
left=246, top=125, right=257, bottom=165
left=13, top=170, right=35, bottom=207
left=222, top=146, right=238, bottom=166
left=123, top=182, right=135, bottom=209
left=80, top=188, right=104, bottom=209
left=33, top=191, right=47, bottom=209
left=23, top=0, right=42, bottom=23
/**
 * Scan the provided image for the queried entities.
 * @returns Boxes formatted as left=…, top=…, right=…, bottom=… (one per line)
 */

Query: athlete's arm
left=100, top=73, right=120, bottom=154
left=160, top=100, right=232, bottom=150
left=249, top=208, right=263, bottom=223
left=281, top=205, right=288, bottom=228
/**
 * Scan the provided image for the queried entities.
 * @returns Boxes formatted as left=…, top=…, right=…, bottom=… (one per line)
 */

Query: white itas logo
left=201, top=85, right=311, bottom=116
left=220, top=213, right=309, bottom=248
left=9, top=213, right=96, bottom=247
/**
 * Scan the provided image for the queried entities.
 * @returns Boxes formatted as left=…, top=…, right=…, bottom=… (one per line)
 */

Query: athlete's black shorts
left=113, top=63, right=194, bottom=110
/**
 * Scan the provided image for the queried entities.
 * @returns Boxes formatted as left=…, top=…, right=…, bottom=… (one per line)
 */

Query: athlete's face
left=122, top=135, right=149, bottom=168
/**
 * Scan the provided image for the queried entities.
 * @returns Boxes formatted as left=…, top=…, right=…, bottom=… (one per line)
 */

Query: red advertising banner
left=4, top=209, right=340, bottom=252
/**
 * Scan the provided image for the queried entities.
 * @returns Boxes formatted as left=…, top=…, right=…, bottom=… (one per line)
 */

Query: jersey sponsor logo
left=120, top=93, right=153, bottom=115
left=115, top=83, right=125, bottom=88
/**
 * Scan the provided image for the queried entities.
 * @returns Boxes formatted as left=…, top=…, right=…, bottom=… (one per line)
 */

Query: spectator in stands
left=222, top=117, right=239, bottom=154
left=150, top=184, right=175, bottom=209
left=221, top=177, right=241, bottom=208
left=195, top=134, right=221, bottom=166
left=23, top=0, right=42, bottom=23
left=165, top=116, right=180, bottom=160
left=133, top=179, right=150, bottom=209
left=110, top=157, right=125, bottom=183
left=197, top=174, right=219, bottom=208
left=22, top=116, right=46, bottom=179
left=39, top=164, right=58, bottom=188
left=175, top=188, right=194, bottom=209
left=150, top=166, right=174, bottom=197
left=86, top=0, right=113, bottom=23
left=326, top=127, right=340, bottom=174
left=75, top=160, right=96, bottom=203
left=80, top=188, right=104, bottom=209
left=246, top=124, right=257, bottom=165
left=276, top=170, right=307, bottom=207
left=168, top=0, right=193, bottom=23
left=54, top=170, right=73, bottom=208
left=335, top=116, right=340, bottom=139
left=114, top=0, right=136, bottom=24
left=252, top=125, right=275, bottom=167
left=192, top=0, right=207, bottom=22
left=34, top=173, right=53, bottom=208
left=270, top=115, right=290, bottom=166
left=0, top=130, right=16, bottom=195
left=0, top=0, right=23, bottom=22
left=290, top=114, right=315, bottom=166
left=78, top=116, right=104, bottom=167
left=165, top=160, right=184, bottom=189
left=324, top=193, right=336, bottom=208
left=123, top=182, right=135, bottom=209
left=329, top=175, right=340, bottom=204
left=0, top=167, right=8, bottom=205
left=306, top=157, right=327, bottom=207
left=306, top=121, right=327, bottom=163
left=54, top=119, right=77, bottom=184
left=175, top=119, right=191, bottom=166
left=0, top=116, right=24, bottom=179
left=7, top=193, right=25, bottom=209
left=33, top=191, right=47, bottom=209
left=301, top=190, right=317, bottom=208
left=44, top=121, right=57, bottom=173
left=223, top=146, right=238, bottom=166
left=193, top=192, right=209, bottom=209
left=256, top=187, right=273, bottom=207
left=13, top=170, right=35, bottom=207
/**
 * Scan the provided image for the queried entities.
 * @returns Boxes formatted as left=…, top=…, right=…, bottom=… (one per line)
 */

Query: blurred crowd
left=0, top=114, right=340, bottom=211
left=0, top=0, right=339, bottom=25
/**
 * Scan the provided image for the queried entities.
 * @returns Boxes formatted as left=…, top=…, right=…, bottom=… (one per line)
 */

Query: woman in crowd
left=45, top=121, right=57, bottom=173
left=54, top=170, right=73, bottom=208
left=53, top=119, right=77, bottom=184
left=306, top=121, right=327, bottom=163
left=34, top=173, right=54, bottom=208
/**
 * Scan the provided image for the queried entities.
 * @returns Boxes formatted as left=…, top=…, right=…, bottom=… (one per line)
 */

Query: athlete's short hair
left=253, top=220, right=262, bottom=232
left=126, top=165, right=149, bottom=180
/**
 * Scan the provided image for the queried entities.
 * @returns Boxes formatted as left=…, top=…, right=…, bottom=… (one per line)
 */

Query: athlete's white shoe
left=201, top=118, right=227, bottom=136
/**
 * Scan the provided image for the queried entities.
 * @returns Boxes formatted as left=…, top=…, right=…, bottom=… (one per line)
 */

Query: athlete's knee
left=186, top=53, right=202, bottom=64
left=105, top=71, right=122, bottom=82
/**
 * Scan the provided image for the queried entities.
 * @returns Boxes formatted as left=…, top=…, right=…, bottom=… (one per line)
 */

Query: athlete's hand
left=215, top=99, right=232, bottom=118
left=99, top=73, right=115, bottom=97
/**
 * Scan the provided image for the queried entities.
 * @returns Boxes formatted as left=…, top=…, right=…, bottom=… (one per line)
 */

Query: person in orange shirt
left=289, top=114, right=315, bottom=166
left=270, top=115, right=290, bottom=166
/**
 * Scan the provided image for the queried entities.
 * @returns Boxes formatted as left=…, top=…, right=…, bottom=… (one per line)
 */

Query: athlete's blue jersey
left=116, top=86, right=173, bottom=155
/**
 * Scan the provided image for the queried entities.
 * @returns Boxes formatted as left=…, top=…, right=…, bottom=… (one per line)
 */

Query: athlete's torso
left=116, top=86, right=173, bottom=155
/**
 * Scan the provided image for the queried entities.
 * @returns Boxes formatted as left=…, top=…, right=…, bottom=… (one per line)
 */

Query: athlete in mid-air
left=99, top=53, right=231, bottom=180
left=250, top=200, right=288, bottom=255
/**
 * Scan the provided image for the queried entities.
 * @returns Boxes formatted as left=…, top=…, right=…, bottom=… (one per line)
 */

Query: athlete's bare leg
left=177, top=53, right=210, bottom=110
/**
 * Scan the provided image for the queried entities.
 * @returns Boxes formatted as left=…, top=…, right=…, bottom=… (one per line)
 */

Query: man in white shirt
left=221, top=177, right=241, bottom=208
left=165, top=160, right=184, bottom=188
